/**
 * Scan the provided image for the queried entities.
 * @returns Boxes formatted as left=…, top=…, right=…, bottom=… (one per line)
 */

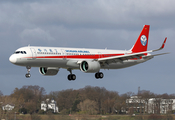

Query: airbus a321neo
left=9, top=25, right=168, bottom=81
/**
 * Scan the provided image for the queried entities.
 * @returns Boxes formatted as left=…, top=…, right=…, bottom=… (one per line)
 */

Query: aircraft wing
left=98, top=38, right=168, bottom=64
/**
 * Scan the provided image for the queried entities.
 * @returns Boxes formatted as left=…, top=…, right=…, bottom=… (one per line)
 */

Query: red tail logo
left=131, top=25, right=150, bottom=52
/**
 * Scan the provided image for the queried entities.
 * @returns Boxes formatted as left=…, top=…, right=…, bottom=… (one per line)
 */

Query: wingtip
left=161, top=37, right=167, bottom=49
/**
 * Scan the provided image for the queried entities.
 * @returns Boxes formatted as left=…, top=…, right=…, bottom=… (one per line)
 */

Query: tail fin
left=131, top=25, right=150, bottom=53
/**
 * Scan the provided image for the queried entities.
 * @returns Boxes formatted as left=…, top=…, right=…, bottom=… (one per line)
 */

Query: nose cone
left=9, top=55, right=17, bottom=64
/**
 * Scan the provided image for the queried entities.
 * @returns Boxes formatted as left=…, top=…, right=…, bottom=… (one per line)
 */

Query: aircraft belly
left=17, top=58, right=67, bottom=67
left=66, top=60, right=79, bottom=69
left=16, top=57, right=151, bottom=70
left=102, top=59, right=148, bottom=69
left=34, top=58, right=67, bottom=67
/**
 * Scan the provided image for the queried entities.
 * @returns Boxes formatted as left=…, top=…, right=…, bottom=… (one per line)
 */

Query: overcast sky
left=0, top=0, right=174, bottom=95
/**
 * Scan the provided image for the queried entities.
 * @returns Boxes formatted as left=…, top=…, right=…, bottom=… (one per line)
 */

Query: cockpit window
left=15, top=51, right=20, bottom=54
left=14, top=51, right=27, bottom=54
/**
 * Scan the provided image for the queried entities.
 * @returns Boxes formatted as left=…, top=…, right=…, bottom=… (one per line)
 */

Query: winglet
left=153, top=37, right=167, bottom=52
left=160, top=37, right=167, bottom=49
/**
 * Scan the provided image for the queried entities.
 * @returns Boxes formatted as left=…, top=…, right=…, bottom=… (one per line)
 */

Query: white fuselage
left=9, top=46, right=152, bottom=70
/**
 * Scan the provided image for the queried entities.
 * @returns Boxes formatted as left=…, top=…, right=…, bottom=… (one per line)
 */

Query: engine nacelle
left=39, top=67, right=59, bottom=76
left=80, top=61, right=100, bottom=73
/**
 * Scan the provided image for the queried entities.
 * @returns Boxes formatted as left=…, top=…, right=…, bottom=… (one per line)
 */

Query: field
left=4, top=114, right=175, bottom=120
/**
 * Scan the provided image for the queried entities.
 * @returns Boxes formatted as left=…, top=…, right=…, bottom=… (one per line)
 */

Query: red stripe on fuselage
left=24, top=53, right=125, bottom=59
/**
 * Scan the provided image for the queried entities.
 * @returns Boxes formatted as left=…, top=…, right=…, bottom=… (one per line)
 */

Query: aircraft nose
left=9, top=55, right=17, bottom=64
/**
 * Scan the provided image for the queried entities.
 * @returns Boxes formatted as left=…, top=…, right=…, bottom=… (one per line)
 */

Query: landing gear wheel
left=67, top=74, right=76, bottom=81
left=68, top=74, right=72, bottom=81
left=71, top=74, right=76, bottom=80
left=25, top=73, right=31, bottom=78
left=95, top=72, right=104, bottom=79
left=95, top=73, right=99, bottom=79
left=25, top=66, right=31, bottom=78
left=99, top=72, right=104, bottom=78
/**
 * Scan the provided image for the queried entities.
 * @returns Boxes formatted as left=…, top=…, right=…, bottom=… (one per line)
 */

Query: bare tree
left=153, top=94, right=162, bottom=114
left=114, top=97, right=125, bottom=114
left=140, top=90, right=154, bottom=114
left=10, top=85, right=46, bottom=114
left=0, top=91, right=3, bottom=97
left=77, top=99, right=98, bottom=115
left=0, top=91, right=3, bottom=120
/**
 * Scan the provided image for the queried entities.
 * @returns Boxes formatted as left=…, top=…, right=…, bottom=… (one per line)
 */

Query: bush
left=148, top=114, right=164, bottom=120
left=60, top=109, right=70, bottom=115
left=18, top=108, right=27, bottom=114
left=31, top=113, right=41, bottom=120
left=38, top=110, right=46, bottom=114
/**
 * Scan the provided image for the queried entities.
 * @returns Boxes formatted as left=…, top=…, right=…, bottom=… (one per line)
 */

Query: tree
left=114, top=94, right=127, bottom=114
left=77, top=99, right=98, bottom=115
left=140, top=90, right=154, bottom=114
left=25, top=101, right=37, bottom=114
left=72, top=93, right=81, bottom=112
left=0, top=91, right=3, bottom=97
left=0, top=91, right=3, bottom=120
left=18, top=108, right=27, bottom=114
left=56, top=89, right=78, bottom=111
left=79, top=86, right=108, bottom=114
left=10, top=85, right=46, bottom=114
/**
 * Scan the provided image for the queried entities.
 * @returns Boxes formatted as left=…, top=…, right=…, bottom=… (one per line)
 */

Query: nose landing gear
left=25, top=66, right=31, bottom=78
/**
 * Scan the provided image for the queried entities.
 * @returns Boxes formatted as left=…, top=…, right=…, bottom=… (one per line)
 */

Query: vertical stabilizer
left=131, top=25, right=150, bottom=52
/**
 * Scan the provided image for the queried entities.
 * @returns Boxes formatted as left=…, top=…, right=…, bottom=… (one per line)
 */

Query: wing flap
left=98, top=53, right=147, bottom=64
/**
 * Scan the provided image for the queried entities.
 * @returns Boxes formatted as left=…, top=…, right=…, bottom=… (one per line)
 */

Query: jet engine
left=39, top=67, right=59, bottom=76
left=80, top=61, right=100, bottom=73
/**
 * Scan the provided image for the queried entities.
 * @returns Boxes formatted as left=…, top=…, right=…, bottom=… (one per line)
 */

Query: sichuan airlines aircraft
left=9, top=25, right=167, bottom=80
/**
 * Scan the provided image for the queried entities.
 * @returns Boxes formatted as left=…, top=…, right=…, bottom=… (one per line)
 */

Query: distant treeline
left=0, top=85, right=175, bottom=116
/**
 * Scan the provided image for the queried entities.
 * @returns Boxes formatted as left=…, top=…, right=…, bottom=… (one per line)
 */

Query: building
left=2, top=104, right=15, bottom=111
left=126, top=96, right=175, bottom=114
left=148, top=98, right=175, bottom=114
left=41, top=99, right=59, bottom=113
left=126, top=96, right=145, bottom=113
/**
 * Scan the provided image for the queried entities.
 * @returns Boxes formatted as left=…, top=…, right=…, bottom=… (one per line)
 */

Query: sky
left=0, top=0, right=175, bottom=95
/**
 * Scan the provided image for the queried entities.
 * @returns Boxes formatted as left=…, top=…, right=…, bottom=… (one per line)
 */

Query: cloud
left=1, top=0, right=175, bottom=30
left=20, top=0, right=175, bottom=30
left=20, top=28, right=55, bottom=45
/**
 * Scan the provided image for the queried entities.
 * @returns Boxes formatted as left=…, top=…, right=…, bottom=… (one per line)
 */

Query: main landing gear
left=67, top=69, right=76, bottom=81
left=25, top=66, right=31, bottom=78
left=95, top=72, right=104, bottom=79
left=67, top=69, right=104, bottom=81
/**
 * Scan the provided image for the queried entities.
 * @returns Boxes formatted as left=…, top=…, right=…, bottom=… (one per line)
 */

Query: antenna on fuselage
left=28, top=44, right=30, bottom=47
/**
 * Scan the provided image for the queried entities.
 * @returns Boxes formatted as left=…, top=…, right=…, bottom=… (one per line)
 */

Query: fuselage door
left=30, top=48, right=37, bottom=59
left=98, top=52, right=102, bottom=58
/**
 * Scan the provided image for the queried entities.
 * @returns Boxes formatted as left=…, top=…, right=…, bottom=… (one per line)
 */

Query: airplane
left=9, top=25, right=168, bottom=81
